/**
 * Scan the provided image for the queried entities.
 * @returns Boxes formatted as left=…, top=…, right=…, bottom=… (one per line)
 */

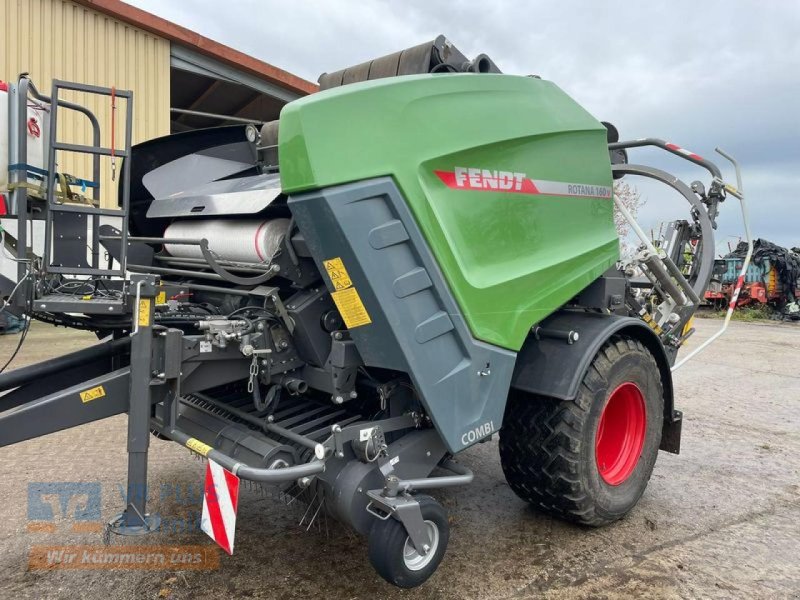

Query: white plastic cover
left=164, top=218, right=290, bottom=264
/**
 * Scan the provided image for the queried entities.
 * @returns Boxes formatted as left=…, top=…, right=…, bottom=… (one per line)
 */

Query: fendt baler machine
left=0, top=37, right=749, bottom=587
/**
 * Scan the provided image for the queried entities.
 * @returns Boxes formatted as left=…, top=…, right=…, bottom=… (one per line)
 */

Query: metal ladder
left=34, top=79, right=133, bottom=314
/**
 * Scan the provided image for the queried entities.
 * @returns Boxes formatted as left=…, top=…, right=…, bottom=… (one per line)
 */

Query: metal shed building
left=1, top=0, right=317, bottom=207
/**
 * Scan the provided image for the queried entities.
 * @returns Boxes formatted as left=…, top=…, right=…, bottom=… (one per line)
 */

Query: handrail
left=7, top=76, right=104, bottom=300
left=609, top=137, right=723, bottom=181
left=24, top=77, right=102, bottom=134
left=387, top=459, right=474, bottom=494
left=671, top=148, right=752, bottom=371
left=166, top=427, right=325, bottom=483
left=612, top=163, right=716, bottom=302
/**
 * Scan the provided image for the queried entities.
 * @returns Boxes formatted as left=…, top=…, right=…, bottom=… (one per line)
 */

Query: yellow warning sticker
left=80, top=385, right=106, bottom=403
left=331, top=286, right=372, bottom=329
left=137, top=298, right=151, bottom=327
left=682, top=317, right=694, bottom=338
left=186, top=437, right=212, bottom=457
left=156, top=290, right=167, bottom=304
left=323, top=257, right=353, bottom=291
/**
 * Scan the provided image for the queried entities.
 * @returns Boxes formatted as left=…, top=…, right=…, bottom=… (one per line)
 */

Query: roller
left=164, top=218, right=290, bottom=264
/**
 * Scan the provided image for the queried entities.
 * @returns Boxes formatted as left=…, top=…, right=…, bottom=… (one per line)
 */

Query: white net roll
left=164, top=218, right=290, bottom=264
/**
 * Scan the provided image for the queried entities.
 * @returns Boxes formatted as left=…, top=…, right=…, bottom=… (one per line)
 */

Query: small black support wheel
left=367, top=495, right=450, bottom=588
left=499, top=336, right=664, bottom=526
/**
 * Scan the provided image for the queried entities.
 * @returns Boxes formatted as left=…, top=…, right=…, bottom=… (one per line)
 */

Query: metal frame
left=0, top=367, right=132, bottom=446
left=103, top=235, right=280, bottom=286
left=671, top=149, right=752, bottom=371
left=170, top=107, right=264, bottom=125
left=609, top=137, right=723, bottom=180
left=610, top=140, right=753, bottom=371
left=6, top=76, right=56, bottom=305
left=610, top=139, right=735, bottom=336
left=43, top=79, right=133, bottom=277
left=366, top=460, right=473, bottom=553
left=612, top=163, right=716, bottom=305
left=111, top=274, right=160, bottom=534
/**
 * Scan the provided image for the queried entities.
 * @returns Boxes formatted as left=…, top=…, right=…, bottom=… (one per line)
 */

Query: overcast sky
left=129, top=0, right=800, bottom=252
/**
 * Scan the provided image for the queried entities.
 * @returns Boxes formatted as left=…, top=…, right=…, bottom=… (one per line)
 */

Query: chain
left=248, top=354, right=259, bottom=393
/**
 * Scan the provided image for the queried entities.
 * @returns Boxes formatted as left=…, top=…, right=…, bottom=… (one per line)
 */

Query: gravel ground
left=0, top=318, right=798, bottom=599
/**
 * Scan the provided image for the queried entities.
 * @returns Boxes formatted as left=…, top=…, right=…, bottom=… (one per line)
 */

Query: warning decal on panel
left=138, top=298, right=152, bottom=327
left=331, top=287, right=372, bottom=328
left=79, top=385, right=106, bottom=403
left=323, top=257, right=353, bottom=291
left=186, top=437, right=213, bottom=457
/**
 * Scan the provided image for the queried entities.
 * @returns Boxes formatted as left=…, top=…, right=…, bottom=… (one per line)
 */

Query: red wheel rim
left=595, top=382, right=646, bottom=486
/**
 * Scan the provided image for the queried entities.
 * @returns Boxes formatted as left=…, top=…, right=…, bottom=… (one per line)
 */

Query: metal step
left=33, top=293, right=127, bottom=315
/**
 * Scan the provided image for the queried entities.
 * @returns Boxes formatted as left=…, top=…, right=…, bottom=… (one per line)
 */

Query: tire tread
left=499, top=337, right=662, bottom=526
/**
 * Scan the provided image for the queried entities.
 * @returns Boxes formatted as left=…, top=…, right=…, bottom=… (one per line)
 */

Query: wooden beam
left=177, top=80, right=223, bottom=124
left=232, top=93, right=269, bottom=120
left=187, top=80, right=222, bottom=111
left=220, top=92, right=261, bottom=121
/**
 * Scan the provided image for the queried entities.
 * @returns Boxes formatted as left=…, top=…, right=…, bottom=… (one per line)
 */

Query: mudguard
left=511, top=310, right=681, bottom=454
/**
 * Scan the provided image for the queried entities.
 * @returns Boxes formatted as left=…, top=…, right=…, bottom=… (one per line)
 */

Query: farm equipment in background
left=0, top=35, right=751, bottom=588
left=705, top=239, right=800, bottom=318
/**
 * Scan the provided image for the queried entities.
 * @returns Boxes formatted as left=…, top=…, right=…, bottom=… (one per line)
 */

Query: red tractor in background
left=705, top=239, right=800, bottom=318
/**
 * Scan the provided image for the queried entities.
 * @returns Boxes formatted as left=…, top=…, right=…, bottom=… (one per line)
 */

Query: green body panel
left=280, top=74, right=619, bottom=350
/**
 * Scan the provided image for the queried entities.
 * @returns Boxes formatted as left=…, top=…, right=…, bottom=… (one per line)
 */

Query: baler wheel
left=367, top=495, right=449, bottom=588
left=499, top=337, right=664, bottom=526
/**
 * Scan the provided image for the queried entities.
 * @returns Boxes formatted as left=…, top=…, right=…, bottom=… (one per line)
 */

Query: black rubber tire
left=367, top=495, right=449, bottom=588
left=499, top=336, right=664, bottom=526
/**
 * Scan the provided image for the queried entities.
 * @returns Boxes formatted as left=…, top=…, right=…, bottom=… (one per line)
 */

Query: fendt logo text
left=434, top=167, right=613, bottom=200
left=436, top=167, right=536, bottom=193
left=453, top=167, right=528, bottom=191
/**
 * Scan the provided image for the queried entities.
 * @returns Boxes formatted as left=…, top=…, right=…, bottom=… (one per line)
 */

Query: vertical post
left=43, top=82, right=59, bottom=273
left=89, top=86, right=101, bottom=271
left=119, top=90, right=133, bottom=275
left=9, top=79, right=29, bottom=305
left=110, top=273, right=161, bottom=535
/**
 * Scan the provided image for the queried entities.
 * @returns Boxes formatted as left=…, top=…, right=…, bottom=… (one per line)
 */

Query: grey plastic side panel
left=288, top=178, right=516, bottom=454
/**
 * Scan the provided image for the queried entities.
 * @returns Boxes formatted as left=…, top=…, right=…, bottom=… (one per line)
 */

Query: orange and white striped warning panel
left=200, top=459, right=240, bottom=555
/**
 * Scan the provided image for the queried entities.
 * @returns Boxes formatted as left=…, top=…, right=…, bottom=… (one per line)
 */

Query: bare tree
left=613, top=181, right=646, bottom=257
